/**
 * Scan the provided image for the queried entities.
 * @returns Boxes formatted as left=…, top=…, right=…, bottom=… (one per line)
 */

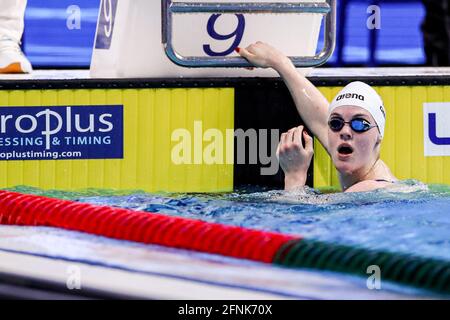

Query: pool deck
left=0, top=225, right=437, bottom=300
left=1, top=67, right=450, bottom=84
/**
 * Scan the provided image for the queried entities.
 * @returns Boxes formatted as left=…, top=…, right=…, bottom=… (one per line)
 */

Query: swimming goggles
left=328, top=117, right=378, bottom=133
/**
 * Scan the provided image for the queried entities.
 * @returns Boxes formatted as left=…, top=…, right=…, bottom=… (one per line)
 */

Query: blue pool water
left=11, top=181, right=450, bottom=262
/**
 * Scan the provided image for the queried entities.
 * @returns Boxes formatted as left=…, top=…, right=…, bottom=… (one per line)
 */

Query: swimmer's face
left=327, top=106, right=381, bottom=175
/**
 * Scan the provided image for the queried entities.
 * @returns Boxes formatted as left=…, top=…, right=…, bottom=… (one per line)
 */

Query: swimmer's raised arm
left=238, top=42, right=330, bottom=153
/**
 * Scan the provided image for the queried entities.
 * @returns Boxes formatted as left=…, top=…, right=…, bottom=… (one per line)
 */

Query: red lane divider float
left=0, top=191, right=298, bottom=263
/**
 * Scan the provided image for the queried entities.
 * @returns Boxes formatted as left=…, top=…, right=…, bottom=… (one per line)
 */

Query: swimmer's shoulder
left=344, top=179, right=394, bottom=193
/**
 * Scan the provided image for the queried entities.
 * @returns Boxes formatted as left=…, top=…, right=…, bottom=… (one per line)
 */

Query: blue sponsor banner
left=94, top=0, right=118, bottom=50
left=0, top=105, right=123, bottom=161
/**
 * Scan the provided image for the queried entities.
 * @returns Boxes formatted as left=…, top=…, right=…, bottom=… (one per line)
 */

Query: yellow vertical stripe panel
left=103, top=89, right=122, bottom=189
left=0, top=90, right=8, bottom=187
left=313, top=136, right=330, bottom=188
left=162, top=88, right=234, bottom=193
left=153, top=89, right=171, bottom=192
left=217, top=88, right=234, bottom=191
left=168, top=88, right=188, bottom=191
left=213, top=88, right=233, bottom=192
left=158, top=88, right=235, bottom=193
left=202, top=89, right=220, bottom=192
left=425, top=86, right=444, bottom=184
left=410, top=87, right=427, bottom=182
left=185, top=89, right=205, bottom=192
left=394, top=86, right=412, bottom=179
left=0, top=88, right=234, bottom=193
left=121, top=89, right=139, bottom=190
left=136, top=89, right=154, bottom=191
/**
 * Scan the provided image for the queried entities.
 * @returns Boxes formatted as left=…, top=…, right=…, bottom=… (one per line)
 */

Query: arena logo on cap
left=336, top=93, right=365, bottom=101
left=423, top=102, right=450, bottom=156
left=379, top=105, right=386, bottom=118
left=0, top=105, right=123, bottom=161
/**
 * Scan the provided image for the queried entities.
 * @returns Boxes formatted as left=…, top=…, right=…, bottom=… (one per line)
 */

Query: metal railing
left=161, top=0, right=336, bottom=68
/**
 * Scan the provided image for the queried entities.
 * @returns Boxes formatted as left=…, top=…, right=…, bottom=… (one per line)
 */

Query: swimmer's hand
left=236, top=41, right=291, bottom=70
left=277, top=126, right=314, bottom=191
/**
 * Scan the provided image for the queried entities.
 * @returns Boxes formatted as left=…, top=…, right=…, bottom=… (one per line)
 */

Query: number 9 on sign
left=203, top=14, right=246, bottom=56
left=103, top=0, right=113, bottom=37
left=94, top=0, right=117, bottom=50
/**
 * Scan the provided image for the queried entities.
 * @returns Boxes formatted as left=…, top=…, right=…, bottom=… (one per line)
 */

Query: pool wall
left=0, top=83, right=234, bottom=192
left=1, top=69, right=450, bottom=192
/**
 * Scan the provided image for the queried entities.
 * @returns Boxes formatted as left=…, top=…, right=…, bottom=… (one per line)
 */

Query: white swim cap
left=329, top=81, right=386, bottom=138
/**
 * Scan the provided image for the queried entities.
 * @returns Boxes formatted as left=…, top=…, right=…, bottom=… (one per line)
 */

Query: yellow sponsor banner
left=314, top=85, right=450, bottom=189
left=2, top=84, right=448, bottom=193
left=0, top=88, right=234, bottom=193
